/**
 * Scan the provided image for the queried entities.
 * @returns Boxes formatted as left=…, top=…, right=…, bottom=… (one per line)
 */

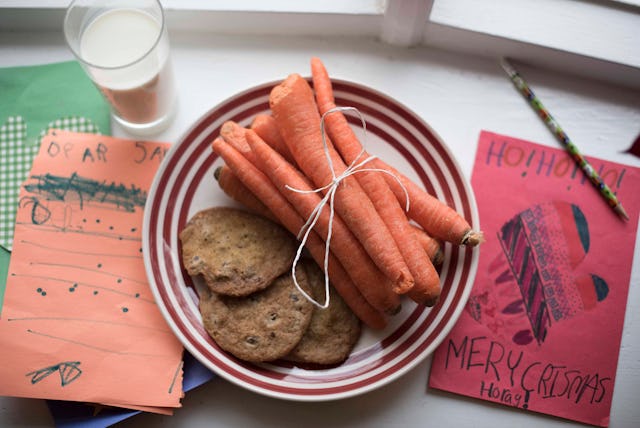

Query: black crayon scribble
left=26, top=361, right=82, bottom=387
left=16, top=221, right=142, bottom=241
left=20, top=240, right=143, bottom=260
left=30, top=262, right=148, bottom=285
left=14, top=272, right=155, bottom=303
left=26, top=329, right=170, bottom=358
left=168, top=361, right=184, bottom=394
left=8, top=317, right=172, bottom=334
left=23, top=172, right=147, bottom=212
left=19, top=196, right=51, bottom=225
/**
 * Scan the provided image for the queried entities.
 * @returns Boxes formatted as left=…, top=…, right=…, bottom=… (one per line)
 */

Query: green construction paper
left=0, top=60, right=111, bottom=312
left=0, top=60, right=110, bottom=145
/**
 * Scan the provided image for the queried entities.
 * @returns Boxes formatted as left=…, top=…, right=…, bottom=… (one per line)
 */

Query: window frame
left=1, top=0, right=638, bottom=88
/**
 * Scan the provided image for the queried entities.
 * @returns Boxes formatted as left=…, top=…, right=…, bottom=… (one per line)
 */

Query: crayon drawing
left=26, top=361, right=82, bottom=387
left=0, top=111, right=105, bottom=251
left=429, top=131, right=640, bottom=427
left=467, top=201, right=608, bottom=346
left=0, top=130, right=183, bottom=410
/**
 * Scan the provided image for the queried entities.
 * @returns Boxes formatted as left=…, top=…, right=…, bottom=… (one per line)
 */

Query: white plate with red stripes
left=142, top=79, right=480, bottom=401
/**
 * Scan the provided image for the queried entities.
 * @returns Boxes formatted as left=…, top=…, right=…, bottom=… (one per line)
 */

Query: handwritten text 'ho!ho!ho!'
left=486, top=139, right=627, bottom=193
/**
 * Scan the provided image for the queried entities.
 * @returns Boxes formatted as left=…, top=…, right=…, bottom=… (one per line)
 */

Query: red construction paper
left=429, top=131, right=640, bottom=427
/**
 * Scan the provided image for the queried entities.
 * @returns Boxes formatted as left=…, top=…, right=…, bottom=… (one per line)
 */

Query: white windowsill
left=428, top=0, right=640, bottom=69
left=0, top=0, right=638, bottom=88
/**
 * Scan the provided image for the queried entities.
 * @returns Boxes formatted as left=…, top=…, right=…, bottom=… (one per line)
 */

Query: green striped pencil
left=500, top=58, right=629, bottom=221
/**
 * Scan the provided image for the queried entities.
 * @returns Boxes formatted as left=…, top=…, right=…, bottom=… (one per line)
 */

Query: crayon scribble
left=19, top=196, right=51, bottom=225
left=168, top=361, right=184, bottom=394
left=30, top=261, right=149, bottom=285
left=13, top=273, right=155, bottom=302
left=20, top=240, right=143, bottom=259
left=26, top=329, right=170, bottom=358
left=26, top=361, right=82, bottom=387
left=23, top=172, right=147, bottom=212
left=9, top=316, right=171, bottom=333
left=467, top=201, right=609, bottom=347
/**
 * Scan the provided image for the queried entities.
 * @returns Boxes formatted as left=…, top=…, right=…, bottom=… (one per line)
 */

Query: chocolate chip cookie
left=285, top=259, right=361, bottom=365
left=199, top=268, right=314, bottom=362
left=180, top=207, right=297, bottom=296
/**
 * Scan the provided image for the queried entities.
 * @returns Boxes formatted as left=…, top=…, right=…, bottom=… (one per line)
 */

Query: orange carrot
left=221, top=120, right=315, bottom=196
left=249, top=114, right=295, bottom=165
left=245, top=129, right=402, bottom=313
left=269, top=73, right=414, bottom=295
left=211, top=137, right=389, bottom=329
left=308, top=58, right=481, bottom=247
left=214, top=164, right=278, bottom=223
left=412, top=226, right=444, bottom=267
left=311, top=57, right=441, bottom=305
left=220, top=121, right=401, bottom=309
left=377, top=159, right=483, bottom=246
left=220, top=121, right=252, bottom=159
left=215, top=161, right=390, bottom=322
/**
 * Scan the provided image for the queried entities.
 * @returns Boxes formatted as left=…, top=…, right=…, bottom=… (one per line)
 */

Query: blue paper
left=47, top=352, right=215, bottom=428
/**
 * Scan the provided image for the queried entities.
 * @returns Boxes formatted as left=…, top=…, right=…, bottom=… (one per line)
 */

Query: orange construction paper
left=0, top=130, right=183, bottom=408
left=98, top=402, right=176, bottom=416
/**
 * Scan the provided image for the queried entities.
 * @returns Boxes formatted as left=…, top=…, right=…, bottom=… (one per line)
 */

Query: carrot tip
left=214, top=166, right=223, bottom=181
left=408, top=291, right=440, bottom=307
left=424, top=294, right=440, bottom=307
left=391, top=274, right=415, bottom=295
left=386, top=303, right=403, bottom=316
left=460, top=230, right=484, bottom=246
left=432, top=248, right=445, bottom=267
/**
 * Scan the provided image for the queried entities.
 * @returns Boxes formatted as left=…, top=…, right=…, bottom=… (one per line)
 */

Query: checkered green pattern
left=38, top=116, right=100, bottom=141
left=0, top=116, right=33, bottom=251
left=0, top=115, right=102, bottom=250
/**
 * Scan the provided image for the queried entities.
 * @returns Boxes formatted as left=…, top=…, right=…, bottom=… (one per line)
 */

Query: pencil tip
left=615, top=203, right=630, bottom=221
left=499, top=57, right=516, bottom=77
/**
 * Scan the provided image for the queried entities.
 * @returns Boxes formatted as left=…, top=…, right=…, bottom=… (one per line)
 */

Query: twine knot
left=287, top=107, right=409, bottom=309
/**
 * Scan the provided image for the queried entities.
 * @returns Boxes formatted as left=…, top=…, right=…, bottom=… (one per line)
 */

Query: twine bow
left=286, top=107, right=409, bottom=309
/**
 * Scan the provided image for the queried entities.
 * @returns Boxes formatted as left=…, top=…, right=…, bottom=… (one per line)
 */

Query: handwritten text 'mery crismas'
left=443, top=335, right=611, bottom=409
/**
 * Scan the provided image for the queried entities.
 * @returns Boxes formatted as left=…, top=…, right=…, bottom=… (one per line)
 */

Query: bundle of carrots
left=211, top=57, right=482, bottom=330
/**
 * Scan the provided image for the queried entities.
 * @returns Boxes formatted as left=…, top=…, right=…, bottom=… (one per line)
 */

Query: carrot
left=211, top=137, right=389, bottom=329
left=412, top=226, right=444, bottom=267
left=220, top=121, right=402, bottom=309
left=308, top=58, right=481, bottom=247
left=214, top=164, right=278, bottom=223
left=311, top=57, right=441, bottom=305
left=221, top=120, right=318, bottom=195
left=377, top=159, right=483, bottom=246
left=269, top=73, right=414, bottom=295
left=245, top=129, right=402, bottom=313
left=249, top=114, right=295, bottom=165
left=220, top=121, right=252, bottom=159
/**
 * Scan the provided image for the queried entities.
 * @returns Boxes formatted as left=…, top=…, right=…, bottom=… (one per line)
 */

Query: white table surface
left=1, top=30, right=639, bottom=428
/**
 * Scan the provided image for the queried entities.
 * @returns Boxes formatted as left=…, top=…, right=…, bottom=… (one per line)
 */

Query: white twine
left=286, top=107, right=409, bottom=309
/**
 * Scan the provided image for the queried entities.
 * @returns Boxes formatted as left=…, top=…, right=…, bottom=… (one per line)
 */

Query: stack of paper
left=0, top=130, right=185, bottom=413
left=0, top=62, right=213, bottom=424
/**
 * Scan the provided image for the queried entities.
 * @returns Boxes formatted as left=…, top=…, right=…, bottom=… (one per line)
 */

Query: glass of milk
left=64, top=0, right=177, bottom=136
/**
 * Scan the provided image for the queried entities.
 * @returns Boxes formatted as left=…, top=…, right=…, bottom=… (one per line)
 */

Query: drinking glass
left=64, top=0, right=178, bottom=135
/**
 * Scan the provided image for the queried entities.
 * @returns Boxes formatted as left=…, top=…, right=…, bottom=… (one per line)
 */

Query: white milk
left=80, top=8, right=176, bottom=127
